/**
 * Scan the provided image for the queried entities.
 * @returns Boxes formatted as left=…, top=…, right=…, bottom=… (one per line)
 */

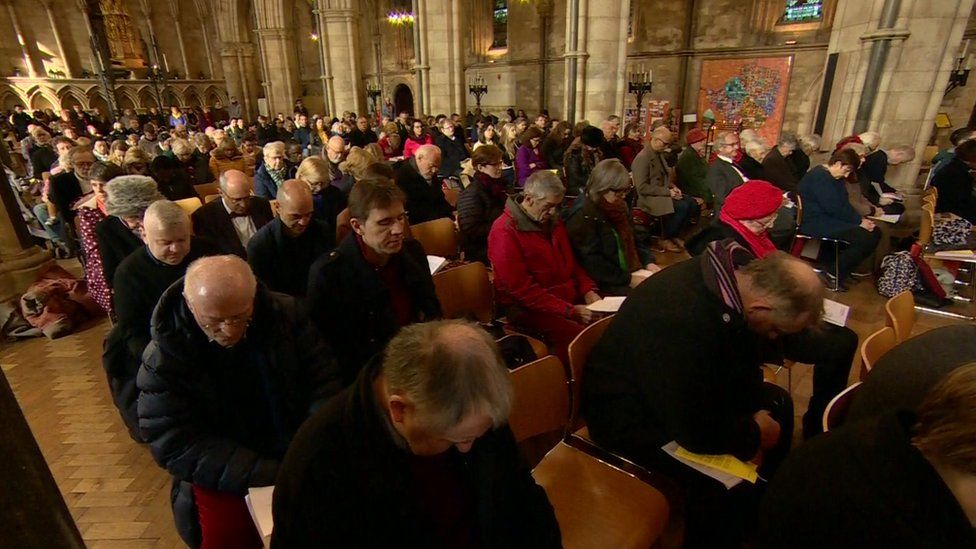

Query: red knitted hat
left=686, top=128, right=707, bottom=145
left=722, top=180, right=783, bottom=220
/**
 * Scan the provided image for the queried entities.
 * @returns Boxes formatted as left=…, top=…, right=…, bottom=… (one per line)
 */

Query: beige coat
left=633, top=146, right=674, bottom=216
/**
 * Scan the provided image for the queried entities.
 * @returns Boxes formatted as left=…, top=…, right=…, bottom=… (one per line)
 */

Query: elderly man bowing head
left=137, top=255, right=341, bottom=548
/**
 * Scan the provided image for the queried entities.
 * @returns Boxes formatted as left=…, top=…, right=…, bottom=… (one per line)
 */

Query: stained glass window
left=492, top=0, right=508, bottom=49
left=780, top=0, right=824, bottom=24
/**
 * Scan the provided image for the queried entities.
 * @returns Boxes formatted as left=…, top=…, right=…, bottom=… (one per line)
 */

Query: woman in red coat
left=402, top=119, right=434, bottom=158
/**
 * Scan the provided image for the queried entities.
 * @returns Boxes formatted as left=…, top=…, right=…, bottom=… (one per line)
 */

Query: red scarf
left=719, top=209, right=777, bottom=258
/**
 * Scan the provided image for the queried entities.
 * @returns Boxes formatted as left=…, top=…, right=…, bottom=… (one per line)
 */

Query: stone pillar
left=313, top=2, right=336, bottom=116
left=41, top=0, right=74, bottom=78
left=421, top=0, right=459, bottom=115
left=4, top=2, right=41, bottom=78
left=0, top=170, right=52, bottom=302
left=318, top=0, right=364, bottom=115
left=822, top=0, right=976, bottom=189
left=193, top=0, right=216, bottom=79
left=219, top=42, right=260, bottom=122
left=574, top=0, right=629, bottom=123
left=167, top=0, right=191, bottom=78
left=253, top=1, right=301, bottom=116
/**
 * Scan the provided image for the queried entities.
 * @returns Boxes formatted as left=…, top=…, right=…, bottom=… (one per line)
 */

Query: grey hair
left=170, top=138, right=194, bottom=157
left=744, top=139, right=769, bottom=157
left=105, top=175, right=164, bottom=218
left=715, top=131, right=736, bottom=147
left=778, top=132, right=798, bottom=148
left=143, top=200, right=190, bottom=230
left=858, top=131, right=881, bottom=151
left=263, top=141, right=286, bottom=157
left=586, top=159, right=631, bottom=202
left=798, top=134, right=822, bottom=154
left=382, top=319, right=513, bottom=433
left=524, top=170, right=565, bottom=200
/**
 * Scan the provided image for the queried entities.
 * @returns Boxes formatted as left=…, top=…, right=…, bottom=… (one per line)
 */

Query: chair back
left=793, top=194, right=804, bottom=227
left=194, top=182, right=219, bottom=198
left=204, top=194, right=219, bottom=204
left=443, top=187, right=460, bottom=209
left=860, top=326, right=897, bottom=378
left=508, top=355, right=570, bottom=443
left=918, top=206, right=934, bottom=247
left=822, top=382, right=863, bottom=432
left=884, top=290, right=916, bottom=343
left=432, top=262, right=494, bottom=323
left=566, top=315, right=615, bottom=427
left=410, top=217, right=458, bottom=258
left=175, top=197, right=203, bottom=216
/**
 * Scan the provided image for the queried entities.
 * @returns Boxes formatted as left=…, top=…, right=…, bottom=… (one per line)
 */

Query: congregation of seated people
left=8, top=98, right=976, bottom=549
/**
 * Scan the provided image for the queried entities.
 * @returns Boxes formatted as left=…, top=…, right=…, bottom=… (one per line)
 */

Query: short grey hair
left=263, top=141, right=286, bottom=157
left=798, top=134, right=821, bottom=154
left=859, top=131, right=881, bottom=151
left=105, top=175, right=165, bottom=218
left=382, top=320, right=513, bottom=433
left=523, top=170, right=565, bottom=200
left=170, top=138, right=194, bottom=157
left=143, top=199, right=190, bottom=230
left=716, top=131, right=737, bottom=147
left=778, top=132, right=798, bottom=148
left=586, top=159, right=631, bottom=202
left=744, top=139, right=769, bottom=157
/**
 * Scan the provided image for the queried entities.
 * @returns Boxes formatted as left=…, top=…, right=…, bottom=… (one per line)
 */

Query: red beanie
left=722, top=180, right=783, bottom=220
left=686, top=128, right=707, bottom=145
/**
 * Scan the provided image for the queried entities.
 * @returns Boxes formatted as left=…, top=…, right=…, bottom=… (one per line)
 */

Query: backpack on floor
left=877, top=251, right=920, bottom=297
left=932, top=213, right=973, bottom=247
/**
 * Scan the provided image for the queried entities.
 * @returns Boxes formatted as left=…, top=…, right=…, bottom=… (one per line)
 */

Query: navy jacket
left=798, top=165, right=861, bottom=237
left=247, top=218, right=335, bottom=297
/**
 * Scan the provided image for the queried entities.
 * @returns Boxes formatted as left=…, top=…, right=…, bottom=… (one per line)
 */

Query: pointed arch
left=57, top=85, right=88, bottom=110
left=183, top=87, right=203, bottom=107
left=26, top=85, right=60, bottom=112
left=137, top=86, right=157, bottom=109
left=0, top=86, right=28, bottom=110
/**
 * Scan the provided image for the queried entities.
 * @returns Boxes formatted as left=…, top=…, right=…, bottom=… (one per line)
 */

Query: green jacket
left=676, top=147, right=713, bottom=206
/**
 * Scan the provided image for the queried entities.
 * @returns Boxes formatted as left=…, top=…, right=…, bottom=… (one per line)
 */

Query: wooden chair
left=859, top=326, right=897, bottom=379
left=918, top=205, right=934, bottom=247
left=566, top=315, right=615, bottom=430
left=443, top=187, right=460, bottom=209
left=410, top=217, right=459, bottom=258
left=174, top=197, right=203, bottom=216
left=822, top=382, right=863, bottom=432
left=194, top=182, right=219, bottom=198
left=885, top=290, right=916, bottom=343
left=204, top=194, right=219, bottom=204
left=432, top=262, right=494, bottom=323
left=790, top=195, right=848, bottom=291
left=509, top=356, right=670, bottom=549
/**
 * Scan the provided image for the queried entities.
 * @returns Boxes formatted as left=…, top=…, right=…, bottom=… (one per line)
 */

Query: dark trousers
left=781, top=323, right=858, bottom=438
left=828, top=226, right=881, bottom=282
left=643, top=383, right=793, bottom=549
left=663, top=195, right=701, bottom=238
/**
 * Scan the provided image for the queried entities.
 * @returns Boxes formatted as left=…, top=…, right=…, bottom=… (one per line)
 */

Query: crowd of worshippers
left=9, top=97, right=976, bottom=548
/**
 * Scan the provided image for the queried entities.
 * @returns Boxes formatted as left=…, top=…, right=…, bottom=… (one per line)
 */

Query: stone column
left=4, top=2, right=41, bottom=78
left=253, top=0, right=301, bottom=116
left=318, top=0, right=364, bottom=115
left=573, top=0, right=630, bottom=123
left=219, top=42, right=259, bottom=121
left=193, top=0, right=216, bottom=79
left=313, top=2, right=336, bottom=116
left=41, top=0, right=74, bottom=78
left=167, top=0, right=191, bottom=79
left=823, top=0, right=976, bottom=189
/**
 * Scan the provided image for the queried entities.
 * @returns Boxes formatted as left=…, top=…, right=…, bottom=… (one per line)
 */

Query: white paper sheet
left=246, top=486, right=275, bottom=548
left=662, top=442, right=744, bottom=490
left=867, top=214, right=901, bottom=224
left=822, top=299, right=850, bottom=327
left=427, top=255, right=447, bottom=275
left=586, top=296, right=627, bottom=313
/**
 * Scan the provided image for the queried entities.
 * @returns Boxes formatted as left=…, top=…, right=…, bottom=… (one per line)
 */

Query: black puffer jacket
left=137, top=280, right=342, bottom=547
left=457, top=172, right=507, bottom=265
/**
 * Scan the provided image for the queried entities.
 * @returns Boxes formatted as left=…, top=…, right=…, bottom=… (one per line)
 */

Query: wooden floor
left=0, top=252, right=966, bottom=548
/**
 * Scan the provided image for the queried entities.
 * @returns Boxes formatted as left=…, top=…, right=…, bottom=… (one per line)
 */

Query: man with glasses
left=707, top=131, right=748, bottom=213
left=247, top=180, right=335, bottom=296
left=395, top=144, right=453, bottom=224
left=192, top=169, right=274, bottom=257
left=488, top=170, right=601, bottom=365
left=633, top=126, right=701, bottom=252
left=307, top=178, right=442, bottom=385
left=138, top=254, right=341, bottom=548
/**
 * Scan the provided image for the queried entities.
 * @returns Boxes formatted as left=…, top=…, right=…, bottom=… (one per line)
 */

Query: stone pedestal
left=0, top=176, right=52, bottom=303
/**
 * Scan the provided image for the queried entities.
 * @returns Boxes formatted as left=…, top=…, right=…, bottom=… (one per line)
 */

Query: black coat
left=762, top=147, right=798, bottom=194
left=103, top=237, right=220, bottom=439
left=190, top=197, right=274, bottom=257
left=306, top=235, right=441, bottom=385
left=395, top=158, right=454, bottom=224
left=759, top=412, right=976, bottom=549
left=435, top=132, right=470, bottom=178
left=247, top=218, right=335, bottom=297
left=271, top=358, right=562, bottom=549
left=932, top=157, right=976, bottom=223
left=348, top=128, right=378, bottom=148
left=30, top=144, right=57, bottom=178
left=565, top=196, right=653, bottom=296
left=47, top=171, right=83, bottom=223
left=95, top=216, right=144, bottom=288
left=563, top=146, right=596, bottom=196
left=457, top=173, right=506, bottom=265
left=789, top=148, right=810, bottom=181
left=582, top=252, right=765, bottom=464
left=137, top=281, right=342, bottom=547
left=739, top=155, right=768, bottom=181
left=706, top=158, right=746, bottom=212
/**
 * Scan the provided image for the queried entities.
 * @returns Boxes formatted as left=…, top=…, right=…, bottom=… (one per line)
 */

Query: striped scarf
left=702, top=239, right=756, bottom=314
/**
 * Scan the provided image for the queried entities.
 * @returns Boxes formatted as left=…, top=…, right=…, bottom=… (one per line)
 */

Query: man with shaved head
left=191, top=169, right=274, bottom=257
left=394, top=143, right=453, bottom=223
left=105, top=200, right=220, bottom=439
left=247, top=179, right=335, bottom=296
left=272, top=320, right=561, bottom=547
left=138, top=255, right=341, bottom=548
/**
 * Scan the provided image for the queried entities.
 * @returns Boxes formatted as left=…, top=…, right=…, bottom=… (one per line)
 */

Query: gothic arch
left=203, top=85, right=227, bottom=106
left=57, top=86, right=88, bottom=110
left=183, top=87, right=203, bottom=107
left=137, top=87, right=157, bottom=109
left=26, top=86, right=59, bottom=112
left=116, top=88, right=139, bottom=111
left=0, top=86, right=28, bottom=110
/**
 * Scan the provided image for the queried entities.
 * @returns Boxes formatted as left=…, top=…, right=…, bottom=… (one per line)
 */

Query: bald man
left=583, top=245, right=819, bottom=547
left=394, top=143, right=453, bottom=224
left=247, top=179, right=335, bottom=296
left=138, top=255, right=341, bottom=548
left=105, top=201, right=219, bottom=440
left=191, top=169, right=274, bottom=257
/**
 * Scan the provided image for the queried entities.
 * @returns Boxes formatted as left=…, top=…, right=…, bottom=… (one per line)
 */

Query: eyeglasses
left=197, top=312, right=252, bottom=331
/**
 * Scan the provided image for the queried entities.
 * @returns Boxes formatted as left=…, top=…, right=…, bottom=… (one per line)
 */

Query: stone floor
left=0, top=250, right=966, bottom=548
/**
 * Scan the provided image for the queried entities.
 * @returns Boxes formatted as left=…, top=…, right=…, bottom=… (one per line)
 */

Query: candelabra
left=628, top=66, right=653, bottom=125
left=468, top=74, right=488, bottom=109
left=366, top=82, right=383, bottom=116
left=148, top=64, right=168, bottom=110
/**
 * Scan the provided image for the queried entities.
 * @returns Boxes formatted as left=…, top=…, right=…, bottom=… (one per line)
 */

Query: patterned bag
left=877, top=251, right=920, bottom=297
left=932, top=213, right=973, bottom=246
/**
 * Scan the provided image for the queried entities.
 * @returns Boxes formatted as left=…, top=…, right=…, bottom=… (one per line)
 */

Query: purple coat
left=516, top=144, right=548, bottom=187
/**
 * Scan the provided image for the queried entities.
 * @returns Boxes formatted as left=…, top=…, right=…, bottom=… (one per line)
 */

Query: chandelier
left=387, top=10, right=415, bottom=25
